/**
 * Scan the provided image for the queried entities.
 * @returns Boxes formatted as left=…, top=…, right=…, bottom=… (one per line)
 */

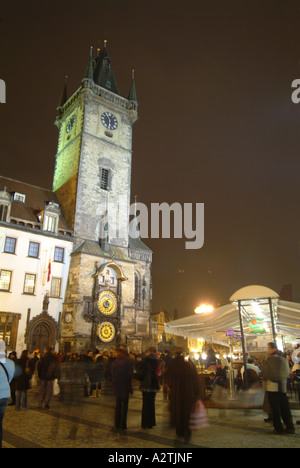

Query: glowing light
left=195, top=304, right=214, bottom=314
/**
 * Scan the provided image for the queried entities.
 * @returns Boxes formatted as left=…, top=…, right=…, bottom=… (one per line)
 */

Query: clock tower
left=53, top=43, right=154, bottom=353
left=53, top=44, right=137, bottom=249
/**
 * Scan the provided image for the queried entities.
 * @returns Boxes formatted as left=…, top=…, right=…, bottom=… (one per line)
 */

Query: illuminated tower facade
left=53, top=44, right=154, bottom=353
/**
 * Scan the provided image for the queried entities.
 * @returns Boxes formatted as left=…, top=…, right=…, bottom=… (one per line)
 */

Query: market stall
left=164, top=285, right=300, bottom=397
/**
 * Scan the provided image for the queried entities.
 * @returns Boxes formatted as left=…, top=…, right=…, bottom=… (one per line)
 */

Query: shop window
left=0, top=312, right=21, bottom=350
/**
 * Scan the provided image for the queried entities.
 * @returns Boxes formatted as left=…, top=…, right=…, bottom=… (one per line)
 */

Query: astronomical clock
left=96, top=269, right=120, bottom=345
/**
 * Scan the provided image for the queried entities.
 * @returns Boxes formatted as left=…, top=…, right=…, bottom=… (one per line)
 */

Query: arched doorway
left=31, top=323, right=51, bottom=353
left=25, top=312, right=59, bottom=353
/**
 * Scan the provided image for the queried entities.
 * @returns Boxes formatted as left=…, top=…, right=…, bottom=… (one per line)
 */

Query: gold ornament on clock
left=97, top=322, right=115, bottom=343
left=97, top=290, right=118, bottom=316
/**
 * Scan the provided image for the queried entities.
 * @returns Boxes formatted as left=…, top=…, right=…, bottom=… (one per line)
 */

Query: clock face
left=97, top=322, right=115, bottom=343
left=101, top=112, right=118, bottom=131
left=65, top=313, right=72, bottom=323
left=97, top=290, right=118, bottom=315
left=66, top=115, right=75, bottom=133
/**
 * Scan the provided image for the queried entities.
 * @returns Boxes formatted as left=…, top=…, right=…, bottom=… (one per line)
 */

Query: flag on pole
left=47, top=258, right=51, bottom=282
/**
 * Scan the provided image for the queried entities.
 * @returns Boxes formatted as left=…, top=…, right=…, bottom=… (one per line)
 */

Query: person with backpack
left=0, top=339, right=17, bottom=448
left=261, top=342, right=295, bottom=435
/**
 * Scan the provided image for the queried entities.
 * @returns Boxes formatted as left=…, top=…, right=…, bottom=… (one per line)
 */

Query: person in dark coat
left=37, top=348, right=59, bottom=409
left=165, top=350, right=201, bottom=443
left=137, top=347, right=160, bottom=429
left=111, top=349, right=133, bottom=431
left=15, top=350, right=31, bottom=411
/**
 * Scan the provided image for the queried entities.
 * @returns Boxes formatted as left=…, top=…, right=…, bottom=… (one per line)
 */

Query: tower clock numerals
left=101, top=112, right=118, bottom=130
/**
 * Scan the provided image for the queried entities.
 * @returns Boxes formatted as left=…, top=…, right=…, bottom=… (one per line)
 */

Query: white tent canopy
left=276, top=300, right=300, bottom=339
left=230, top=285, right=279, bottom=301
left=164, top=285, right=300, bottom=346
left=164, top=303, right=240, bottom=346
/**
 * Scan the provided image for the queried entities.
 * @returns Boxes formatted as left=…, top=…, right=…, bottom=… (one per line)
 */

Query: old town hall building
left=0, top=43, right=154, bottom=355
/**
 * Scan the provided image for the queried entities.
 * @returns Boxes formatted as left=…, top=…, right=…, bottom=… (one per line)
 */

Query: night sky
left=2, top=0, right=300, bottom=317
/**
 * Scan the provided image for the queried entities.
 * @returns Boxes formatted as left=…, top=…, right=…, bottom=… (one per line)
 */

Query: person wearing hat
left=0, top=339, right=16, bottom=448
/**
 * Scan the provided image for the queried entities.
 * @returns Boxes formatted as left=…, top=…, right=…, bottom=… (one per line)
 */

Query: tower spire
left=128, top=69, right=137, bottom=103
left=93, top=41, right=120, bottom=95
left=57, top=75, right=68, bottom=108
left=84, top=46, right=94, bottom=80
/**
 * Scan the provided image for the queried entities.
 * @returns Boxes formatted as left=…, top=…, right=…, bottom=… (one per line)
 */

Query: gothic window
left=23, top=273, right=36, bottom=295
left=4, top=237, right=16, bottom=254
left=0, top=270, right=12, bottom=291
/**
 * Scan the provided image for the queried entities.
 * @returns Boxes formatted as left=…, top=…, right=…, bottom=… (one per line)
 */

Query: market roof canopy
left=164, top=286, right=300, bottom=345
left=276, top=300, right=300, bottom=339
left=164, top=303, right=241, bottom=345
left=230, top=285, right=279, bottom=301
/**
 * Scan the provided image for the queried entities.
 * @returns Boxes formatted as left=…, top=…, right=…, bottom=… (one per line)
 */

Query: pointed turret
left=128, top=70, right=137, bottom=103
left=57, top=76, right=68, bottom=108
left=84, top=46, right=94, bottom=81
left=93, top=40, right=120, bottom=95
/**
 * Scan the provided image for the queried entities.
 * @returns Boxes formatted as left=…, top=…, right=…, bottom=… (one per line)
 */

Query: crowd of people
left=195, top=343, right=300, bottom=435
left=0, top=341, right=203, bottom=445
left=0, top=338, right=299, bottom=447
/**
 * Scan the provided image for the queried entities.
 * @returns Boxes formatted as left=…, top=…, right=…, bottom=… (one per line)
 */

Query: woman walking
left=137, top=348, right=160, bottom=429
left=15, top=350, right=32, bottom=411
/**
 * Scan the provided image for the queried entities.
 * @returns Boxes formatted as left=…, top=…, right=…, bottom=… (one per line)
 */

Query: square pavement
left=2, top=385, right=300, bottom=449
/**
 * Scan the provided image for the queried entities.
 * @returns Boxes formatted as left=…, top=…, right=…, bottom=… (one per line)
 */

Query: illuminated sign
left=249, top=318, right=266, bottom=334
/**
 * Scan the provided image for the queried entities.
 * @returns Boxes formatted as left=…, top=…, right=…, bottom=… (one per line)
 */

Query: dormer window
left=13, top=192, right=26, bottom=203
left=41, top=201, right=61, bottom=234
left=44, top=214, right=58, bottom=233
left=0, top=186, right=11, bottom=222
left=0, top=204, right=9, bottom=221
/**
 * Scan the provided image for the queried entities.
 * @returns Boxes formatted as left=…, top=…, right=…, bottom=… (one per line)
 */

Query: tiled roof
left=72, top=239, right=132, bottom=262
left=0, top=176, right=70, bottom=230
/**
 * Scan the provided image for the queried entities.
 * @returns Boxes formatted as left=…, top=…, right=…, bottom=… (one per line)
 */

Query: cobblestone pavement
left=2, top=386, right=300, bottom=449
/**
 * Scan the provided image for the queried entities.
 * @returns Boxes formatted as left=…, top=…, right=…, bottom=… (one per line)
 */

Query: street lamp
left=194, top=304, right=214, bottom=314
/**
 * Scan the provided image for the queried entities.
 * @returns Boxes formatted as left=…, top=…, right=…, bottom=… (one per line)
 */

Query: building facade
left=0, top=179, right=73, bottom=354
left=0, top=43, right=155, bottom=355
